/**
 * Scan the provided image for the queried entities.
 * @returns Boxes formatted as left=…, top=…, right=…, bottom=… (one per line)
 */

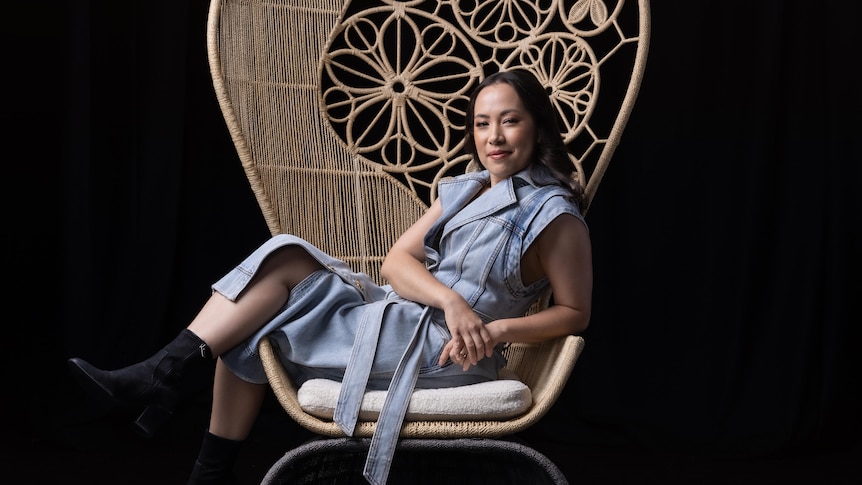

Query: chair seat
left=259, top=335, right=585, bottom=438
left=297, top=368, right=532, bottom=422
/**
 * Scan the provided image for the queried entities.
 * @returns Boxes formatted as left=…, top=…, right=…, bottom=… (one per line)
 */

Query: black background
left=5, top=1, right=860, bottom=483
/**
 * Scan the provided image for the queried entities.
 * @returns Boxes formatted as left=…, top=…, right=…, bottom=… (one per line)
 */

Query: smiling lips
left=487, top=150, right=511, bottom=160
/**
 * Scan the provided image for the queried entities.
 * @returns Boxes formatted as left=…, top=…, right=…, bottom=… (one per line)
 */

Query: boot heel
left=132, top=404, right=173, bottom=438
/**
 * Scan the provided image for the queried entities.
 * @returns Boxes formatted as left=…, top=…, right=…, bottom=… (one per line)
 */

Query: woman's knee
left=261, top=245, right=323, bottom=289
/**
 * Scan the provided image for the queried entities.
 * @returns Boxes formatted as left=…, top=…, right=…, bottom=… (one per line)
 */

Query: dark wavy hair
left=464, top=69, right=584, bottom=206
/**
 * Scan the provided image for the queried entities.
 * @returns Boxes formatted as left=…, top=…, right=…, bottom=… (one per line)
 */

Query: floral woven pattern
left=320, top=0, right=638, bottom=204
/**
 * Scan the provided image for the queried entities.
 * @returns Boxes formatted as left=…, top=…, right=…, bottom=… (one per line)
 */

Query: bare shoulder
left=540, top=213, right=589, bottom=249
left=522, top=213, right=591, bottom=285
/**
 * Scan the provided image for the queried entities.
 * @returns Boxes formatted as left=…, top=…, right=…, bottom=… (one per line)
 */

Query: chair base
left=262, top=436, right=569, bottom=484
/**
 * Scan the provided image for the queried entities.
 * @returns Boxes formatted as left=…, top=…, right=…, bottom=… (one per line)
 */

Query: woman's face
left=471, top=82, right=537, bottom=186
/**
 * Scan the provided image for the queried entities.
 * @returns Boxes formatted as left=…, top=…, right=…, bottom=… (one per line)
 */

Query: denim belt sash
left=333, top=301, right=434, bottom=485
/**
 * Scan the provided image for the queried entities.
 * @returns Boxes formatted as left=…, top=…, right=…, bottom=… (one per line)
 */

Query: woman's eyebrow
left=473, top=109, right=522, bottom=119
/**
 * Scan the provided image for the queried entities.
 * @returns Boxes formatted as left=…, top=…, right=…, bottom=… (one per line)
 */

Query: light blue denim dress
left=213, top=168, right=584, bottom=484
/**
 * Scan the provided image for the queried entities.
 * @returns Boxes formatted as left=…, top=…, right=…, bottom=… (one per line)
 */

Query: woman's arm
left=485, top=213, right=593, bottom=344
left=379, top=199, right=443, bottom=303
left=380, top=199, right=494, bottom=369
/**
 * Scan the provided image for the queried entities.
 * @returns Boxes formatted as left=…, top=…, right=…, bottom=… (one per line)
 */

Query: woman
left=68, top=69, right=593, bottom=485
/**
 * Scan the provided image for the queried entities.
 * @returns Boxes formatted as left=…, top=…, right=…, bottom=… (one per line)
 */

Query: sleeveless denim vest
left=357, top=168, right=584, bottom=484
left=426, top=168, right=584, bottom=324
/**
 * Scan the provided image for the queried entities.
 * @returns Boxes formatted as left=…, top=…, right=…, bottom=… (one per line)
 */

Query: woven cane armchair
left=206, top=0, right=650, bottom=439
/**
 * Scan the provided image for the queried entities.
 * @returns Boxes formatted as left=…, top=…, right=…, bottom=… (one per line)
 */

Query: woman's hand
left=437, top=295, right=494, bottom=370
left=382, top=199, right=492, bottom=370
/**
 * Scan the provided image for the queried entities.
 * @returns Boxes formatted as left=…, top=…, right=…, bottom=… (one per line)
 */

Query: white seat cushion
left=297, top=369, right=532, bottom=421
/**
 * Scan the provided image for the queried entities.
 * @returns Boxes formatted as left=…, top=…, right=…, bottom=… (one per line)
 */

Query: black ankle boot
left=67, top=329, right=213, bottom=438
left=187, top=431, right=243, bottom=485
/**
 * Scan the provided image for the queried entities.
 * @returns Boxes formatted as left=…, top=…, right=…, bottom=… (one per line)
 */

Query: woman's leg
left=209, top=359, right=268, bottom=440
left=186, top=246, right=323, bottom=484
left=187, top=360, right=267, bottom=484
left=68, top=244, right=322, bottom=437
left=188, top=245, right=324, bottom=355
left=186, top=246, right=324, bottom=483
